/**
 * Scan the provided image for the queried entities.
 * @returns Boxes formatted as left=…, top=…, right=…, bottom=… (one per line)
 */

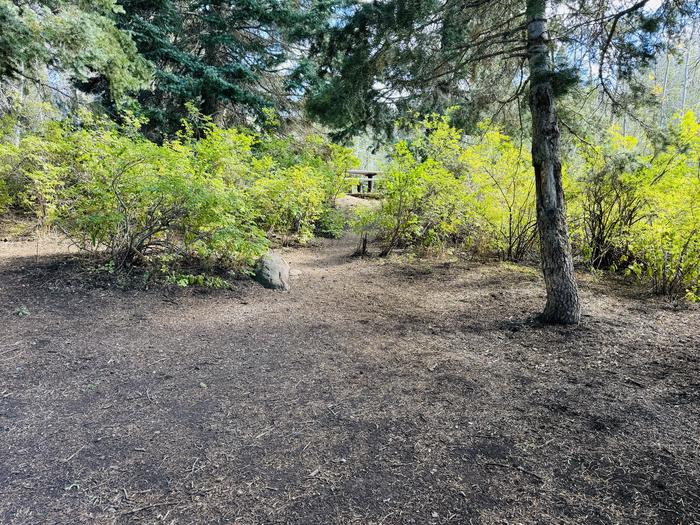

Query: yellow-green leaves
left=624, top=113, right=700, bottom=299
left=461, top=127, right=536, bottom=260
left=567, top=111, right=700, bottom=300
left=0, top=112, right=358, bottom=273
left=251, top=166, right=326, bottom=243
left=367, top=116, right=536, bottom=259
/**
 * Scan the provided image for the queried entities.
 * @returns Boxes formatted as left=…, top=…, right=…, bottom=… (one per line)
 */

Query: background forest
left=1, top=0, right=699, bottom=301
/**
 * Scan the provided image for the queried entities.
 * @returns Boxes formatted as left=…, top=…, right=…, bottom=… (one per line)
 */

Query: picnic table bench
left=347, top=169, right=383, bottom=197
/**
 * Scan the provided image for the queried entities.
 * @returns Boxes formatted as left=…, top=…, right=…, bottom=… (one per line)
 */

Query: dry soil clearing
left=1, top=236, right=699, bottom=525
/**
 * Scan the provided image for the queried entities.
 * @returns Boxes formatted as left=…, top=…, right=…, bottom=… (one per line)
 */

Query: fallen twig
left=62, top=445, right=86, bottom=463
left=482, top=461, right=543, bottom=481
left=121, top=501, right=176, bottom=516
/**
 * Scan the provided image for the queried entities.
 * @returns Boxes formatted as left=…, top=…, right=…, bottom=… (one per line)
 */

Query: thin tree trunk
left=526, top=0, right=581, bottom=324
left=659, top=51, right=670, bottom=125
left=681, top=27, right=693, bottom=109
left=14, top=63, right=25, bottom=146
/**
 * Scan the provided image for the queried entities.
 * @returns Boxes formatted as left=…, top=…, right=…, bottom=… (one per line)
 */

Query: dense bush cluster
left=357, top=116, right=538, bottom=259
left=2, top=107, right=698, bottom=301
left=0, top=110, right=358, bottom=278
left=567, top=112, right=700, bottom=300
left=356, top=113, right=700, bottom=301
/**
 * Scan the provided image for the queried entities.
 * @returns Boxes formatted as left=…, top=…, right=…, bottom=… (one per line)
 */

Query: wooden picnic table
left=347, top=169, right=383, bottom=196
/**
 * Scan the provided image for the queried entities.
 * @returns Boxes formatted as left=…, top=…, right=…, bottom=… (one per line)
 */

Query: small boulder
left=254, top=252, right=290, bottom=291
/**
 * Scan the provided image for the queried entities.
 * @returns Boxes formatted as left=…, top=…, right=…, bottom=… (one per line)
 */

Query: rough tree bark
left=526, top=0, right=582, bottom=324
left=201, top=45, right=223, bottom=126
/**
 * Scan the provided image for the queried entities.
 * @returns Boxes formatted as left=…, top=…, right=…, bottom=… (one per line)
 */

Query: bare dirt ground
left=1, top=235, right=699, bottom=525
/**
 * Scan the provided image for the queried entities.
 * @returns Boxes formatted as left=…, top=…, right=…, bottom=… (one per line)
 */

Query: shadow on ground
left=1, top=238, right=699, bottom=524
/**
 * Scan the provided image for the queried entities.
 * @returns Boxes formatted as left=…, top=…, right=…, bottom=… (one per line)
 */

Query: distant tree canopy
left=2, top=1, right=698, bottom=140
left=0, top=0, right=338, bottom=137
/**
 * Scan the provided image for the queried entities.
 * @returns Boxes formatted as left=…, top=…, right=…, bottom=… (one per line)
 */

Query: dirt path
left=1, top=237, right=699, bottom=524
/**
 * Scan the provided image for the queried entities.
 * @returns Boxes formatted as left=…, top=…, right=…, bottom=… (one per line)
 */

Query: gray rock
left=254, top=252, right=290, bottom=291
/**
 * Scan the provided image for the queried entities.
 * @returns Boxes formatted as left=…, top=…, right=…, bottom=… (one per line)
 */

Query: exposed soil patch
left=1, top=237, right=698, bottom=524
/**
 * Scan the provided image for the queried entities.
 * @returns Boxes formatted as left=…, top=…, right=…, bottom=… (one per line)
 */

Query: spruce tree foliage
left=308, top=0, right=699, bottom=138
left=115, top=0, right=335, bottom=138
left=0, top=0, right=150, bottom=104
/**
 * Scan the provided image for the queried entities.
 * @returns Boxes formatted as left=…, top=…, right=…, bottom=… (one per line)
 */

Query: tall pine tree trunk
left=202, top=40, right=222, bottom=126
left=526, top=0, right=581, bottom=324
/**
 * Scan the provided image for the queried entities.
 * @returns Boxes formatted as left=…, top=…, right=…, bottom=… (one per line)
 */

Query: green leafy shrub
left=565, top=129, right=649, bottom=269
left=622, top=112, right=700, bottom=300
left=350, top=206, right=379, bottom=256
left=3, top=102, right=696, bottom=302
left=462, top=124, right=537, bottom=261
left=316, top=206, right=346, bottom=238
left=365, top=111, right=699, bottom=301
left=192, top=124, right=257, bottom=185
left=165, top=272, right=230, bottom=289
left=374, top=139, right=477, bottom=256
left=567, top=111, right=700, bottom=300
left=0, top=107, right=362, bottom=276
left=250, top=132, right=358, bottom=241
left=0, top=177, right=11, bottom=213
left=0, top=121, right=74, bottom=225
left=319, top=142, right=361, bottom=205
left=58, top=125, right=268, bottom=270
left=364, top=115, right=535, bottom=258
left=251, top=165, right=325, bottom=242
